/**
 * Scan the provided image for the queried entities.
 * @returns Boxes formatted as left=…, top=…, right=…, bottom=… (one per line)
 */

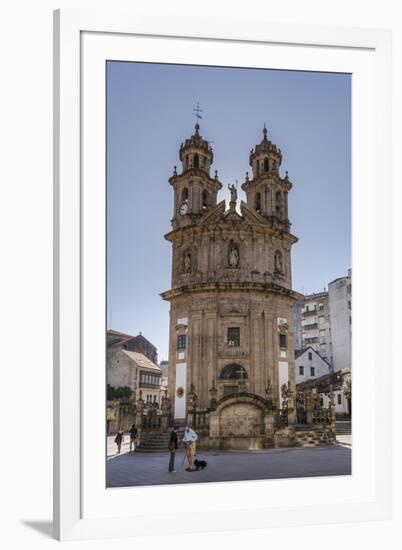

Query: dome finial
left=263, top=123, right=267, bottom=140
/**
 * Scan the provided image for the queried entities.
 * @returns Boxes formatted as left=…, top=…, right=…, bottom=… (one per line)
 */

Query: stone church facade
left=161, top=123, right=335, bottom=450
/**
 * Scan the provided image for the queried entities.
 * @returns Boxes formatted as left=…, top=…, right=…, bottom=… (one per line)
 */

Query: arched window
left=274, top=250, right=283, bottom=273
left=220, top=364, right=248, bottom=380
left=193, top=154, right=199, bottom=169
left=264, top=157, right=269, bottom=172
left=255, top=192, right=261, bottom=213
left=202, top=189, right=209, bottom=211
left=181, top=188, right=188, bottom=202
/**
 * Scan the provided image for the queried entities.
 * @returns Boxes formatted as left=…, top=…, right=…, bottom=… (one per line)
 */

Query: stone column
left=286, top=381, right=296, bottom=427
left=264, top=409, right=276, bottom=448
left=306, top=390, right=314, bottom=425
left=329, top=384, right=336, bottom=441
left=136, top=392, right=145, bottom=438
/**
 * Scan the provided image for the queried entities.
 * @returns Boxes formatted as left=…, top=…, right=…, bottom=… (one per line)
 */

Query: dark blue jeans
left=169, top=450, right=176, bottom=472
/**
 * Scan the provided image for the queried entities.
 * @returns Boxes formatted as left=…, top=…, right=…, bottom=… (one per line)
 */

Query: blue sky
left=107, top=62, right=351, bottom=361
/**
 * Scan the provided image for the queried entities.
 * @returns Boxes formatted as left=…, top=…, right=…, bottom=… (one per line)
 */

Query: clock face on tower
left=179, top=201, right=189, bottom=215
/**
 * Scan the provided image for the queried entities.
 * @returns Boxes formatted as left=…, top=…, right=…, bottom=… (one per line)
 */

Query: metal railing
left=276, top=409, right=288, bottom=428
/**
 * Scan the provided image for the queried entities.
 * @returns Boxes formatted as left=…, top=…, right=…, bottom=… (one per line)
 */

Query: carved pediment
left=198, top=200, right=226, bottom=225
left=223, top=208, right=244, bottom=223
left=240, top=201, right=269, bottom=225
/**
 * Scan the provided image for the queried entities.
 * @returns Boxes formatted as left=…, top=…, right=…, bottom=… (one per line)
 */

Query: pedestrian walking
left=168, top=426, right=179, bottom=473
left=182, top=426, right=198, bottom=471
left=129, top=423, right=138, bottom=452
left=114, top=426, right=124, bottom=454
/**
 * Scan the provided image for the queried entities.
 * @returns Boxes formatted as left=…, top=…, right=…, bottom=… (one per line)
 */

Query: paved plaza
left=106, top=439, right=351, bottom=488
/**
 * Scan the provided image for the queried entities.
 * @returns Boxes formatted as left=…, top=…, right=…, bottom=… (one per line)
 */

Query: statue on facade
left=228, top=242, right=239, bottom=268
left=228, top=182, right=237, bottom=203
left=183, top=251, right=191, bottom=273
left=209, top=383, right=218, bottom=409
left=161, top=393, right=170, bottom=414
left=275, top=250, right=283, bottom=273
left=187, top=384, right=198, bottom=408
left=265, top=379, right=273, bottom=400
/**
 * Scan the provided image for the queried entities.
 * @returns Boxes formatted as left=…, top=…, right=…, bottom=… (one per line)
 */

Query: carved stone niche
left=227, top=240, right=240, bottom=268
left=182, top=249, right=192, bottom=273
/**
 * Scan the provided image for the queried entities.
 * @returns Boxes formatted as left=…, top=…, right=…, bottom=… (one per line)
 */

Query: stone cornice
left=169, top=170, right=222, bottom=189
left=242, top=173, right=292, bottom=192
left=160, top=281, right=303, bottom=302
left=164, top=219, right=298, bottom=245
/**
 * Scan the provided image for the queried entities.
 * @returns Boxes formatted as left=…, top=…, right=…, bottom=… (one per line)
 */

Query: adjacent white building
left=159, top=359, right=169, bottom=390
left=294, top=269, right=352, bottom=372
left=328, top=270, right=352, bottom=372
left=295, top=347, right=331, bottom=384
left=293, top=291, right=333, bottom=365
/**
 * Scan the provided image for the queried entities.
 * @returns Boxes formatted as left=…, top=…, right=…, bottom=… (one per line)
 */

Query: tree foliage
left=107, top=384, right=133, bottom=400
left=342, top=373, right=352, bottom=400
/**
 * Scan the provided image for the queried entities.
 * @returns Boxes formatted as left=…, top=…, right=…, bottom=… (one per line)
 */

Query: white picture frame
left=53, top=8, right=392, bottom=541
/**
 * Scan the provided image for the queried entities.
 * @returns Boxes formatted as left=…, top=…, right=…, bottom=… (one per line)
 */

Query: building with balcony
left=293, top=270, right=352, bottom=372
left=293, top=291, right=333, bottom=365
left=107, top=348, right=164, bottom=407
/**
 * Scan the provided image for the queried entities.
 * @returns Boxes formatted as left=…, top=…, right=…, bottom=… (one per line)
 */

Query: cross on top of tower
left=193, top=101, right=203, bottom=134
left=193, top=101, right=203, bottom=121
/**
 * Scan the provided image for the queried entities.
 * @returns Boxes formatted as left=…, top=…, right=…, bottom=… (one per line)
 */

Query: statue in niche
left=182, top=251, right=191, bottom=273
left=275, top=250, right=283, bottom=273
left=228, top=242, right=239, bottom=268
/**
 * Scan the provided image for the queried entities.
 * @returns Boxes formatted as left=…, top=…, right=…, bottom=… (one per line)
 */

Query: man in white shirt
left=182, top=426, right=198, bottom=471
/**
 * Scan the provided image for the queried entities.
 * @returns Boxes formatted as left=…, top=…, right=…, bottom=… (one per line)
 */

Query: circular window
left=176, top=387, right=184, bottom=398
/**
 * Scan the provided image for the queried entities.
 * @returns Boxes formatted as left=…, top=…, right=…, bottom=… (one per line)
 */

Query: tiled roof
left=296, top=368, right=350, bottom=392
left=107, top=329, right=134, bottom=338
left=121, top=350, right=161, bottom=373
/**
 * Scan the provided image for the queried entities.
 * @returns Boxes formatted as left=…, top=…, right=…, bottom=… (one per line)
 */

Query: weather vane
left=193, top=101, right=203, bottom=122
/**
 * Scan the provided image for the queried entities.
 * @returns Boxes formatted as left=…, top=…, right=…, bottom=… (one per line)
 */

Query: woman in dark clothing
left=114, top=426, right=124, bottom=454
left=168, top=426, right=179, bottom=473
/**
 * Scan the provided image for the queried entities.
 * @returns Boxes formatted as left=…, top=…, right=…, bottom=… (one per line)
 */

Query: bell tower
left=169, top=121, right=222, bottom=230
left=242, top=125, right=292, bottom=233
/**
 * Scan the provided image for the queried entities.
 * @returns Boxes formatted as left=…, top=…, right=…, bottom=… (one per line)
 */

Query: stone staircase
left=336, top=420, right=352, bottom=435
left=294, top=430, right=326, bottom=447
left=137, top=428, right=185, bottom=453
left=294, top=426, right=335, bottom=447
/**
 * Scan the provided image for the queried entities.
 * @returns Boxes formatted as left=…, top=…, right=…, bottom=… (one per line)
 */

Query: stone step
left=136, top=447, right=168, bottom=453
left=336, top=422, right=352, bottom=435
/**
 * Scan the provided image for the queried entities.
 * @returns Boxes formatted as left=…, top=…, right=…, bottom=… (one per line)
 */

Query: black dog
left=194, top=459, right=207, bottom=471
